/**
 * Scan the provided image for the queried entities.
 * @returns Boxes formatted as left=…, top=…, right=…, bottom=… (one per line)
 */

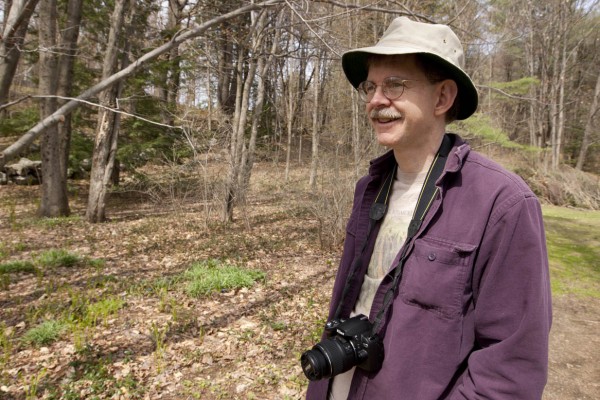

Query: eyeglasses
left=357, top=77, right=417, bottom=102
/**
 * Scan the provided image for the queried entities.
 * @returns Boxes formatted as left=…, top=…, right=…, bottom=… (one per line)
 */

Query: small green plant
left=22, top=320, right=66, bottom=347
left=309, top=316, right=327, bottom=343
left=86, top=257, right=106, bottom=270
left=85, top=296, right=125, bottom=327
left=150, top=321, right=168, bottom=371
left=0, top=323, right=14, bottom=368
left=270, top=321, right=287, bottom=331
left=36, top=249, right=80, bottom=268
left=183, top=259, right=265, bottom=297
left=24, top=368, right=47, bottom=400
left=0, top=260, right=36, bottom=288
left=5, top=198, right=19, bottom=231
left=14, top=242, right=28, bottom=252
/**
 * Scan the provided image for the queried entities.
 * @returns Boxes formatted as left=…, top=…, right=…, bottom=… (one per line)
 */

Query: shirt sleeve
left=451, top=194, right=552, bottom=399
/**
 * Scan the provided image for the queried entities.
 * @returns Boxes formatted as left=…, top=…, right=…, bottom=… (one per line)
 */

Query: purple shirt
left=306, top=134, right=552, bottom=399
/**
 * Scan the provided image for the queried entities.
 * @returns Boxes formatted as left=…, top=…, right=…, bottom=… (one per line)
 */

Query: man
left=304, top=17, right=552, bottom=399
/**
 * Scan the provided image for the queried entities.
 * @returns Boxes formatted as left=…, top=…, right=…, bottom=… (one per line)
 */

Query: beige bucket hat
left=342, top=17, right=478, bottom=120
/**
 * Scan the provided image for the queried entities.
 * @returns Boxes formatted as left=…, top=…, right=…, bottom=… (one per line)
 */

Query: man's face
left=365, top=55, right=442, bottom=152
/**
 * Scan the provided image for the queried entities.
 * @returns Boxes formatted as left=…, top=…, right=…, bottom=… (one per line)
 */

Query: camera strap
left=332, top=165, right=396, bottom=321
left=331, top=134, right=453, bottom=328
left=370, top=134, right=452, bottom=335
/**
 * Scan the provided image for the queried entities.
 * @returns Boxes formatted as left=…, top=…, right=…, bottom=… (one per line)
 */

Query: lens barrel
left=300, top=348, right=329, bottom=381
left=300, top=336, right=358, bottom=381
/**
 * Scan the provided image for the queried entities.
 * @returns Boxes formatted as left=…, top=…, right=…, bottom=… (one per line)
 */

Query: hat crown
left=377, top=17, right=465, bottom=69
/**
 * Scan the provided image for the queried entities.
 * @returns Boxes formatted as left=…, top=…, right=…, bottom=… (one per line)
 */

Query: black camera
left=300, top=314, right=384, bottom=381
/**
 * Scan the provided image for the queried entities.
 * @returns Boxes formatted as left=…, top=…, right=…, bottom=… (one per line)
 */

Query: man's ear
left=434, top=79, right=458, bottom=117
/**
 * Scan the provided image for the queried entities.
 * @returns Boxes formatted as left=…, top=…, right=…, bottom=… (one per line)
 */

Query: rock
left=4, top=158, right=42, bottom=185
left=6, top=158, right=42, bottom=176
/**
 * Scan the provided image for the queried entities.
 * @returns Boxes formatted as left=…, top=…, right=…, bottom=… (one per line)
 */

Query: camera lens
left=300, top=349, right=329, bottom=381
left=301, top=337, right=357, bottom=381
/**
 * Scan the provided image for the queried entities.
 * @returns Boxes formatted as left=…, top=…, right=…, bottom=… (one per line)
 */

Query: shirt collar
left=368, top=133, right=471, bottom=177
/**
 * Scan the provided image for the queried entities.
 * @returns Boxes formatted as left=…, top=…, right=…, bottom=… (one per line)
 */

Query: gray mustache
left=369, top=108, right=403, bottom=120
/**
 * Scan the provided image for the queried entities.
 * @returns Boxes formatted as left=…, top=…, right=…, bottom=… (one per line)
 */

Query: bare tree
left=86, top=0, right=130, bottom=223
left=309, top=52, right=326, bottom=189
left=223, top=8, right=270, bottom=222
left=37, top=0, right=70, bottom=217
left=239, top=10, right=285, bottom=198
left=56, top=0, right=83, bottom=180
left=155, top=0, right=189, bottom=126
left=576, top=70, right=600, bottom=170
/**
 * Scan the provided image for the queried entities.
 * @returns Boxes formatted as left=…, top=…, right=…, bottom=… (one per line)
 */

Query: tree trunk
left=222, top=48, right=246, bottom=222
left=216, top=27, right=236, bottom=115
left=57, top=0, right=83, bottom=180
left=222, top=10, right=267, bottom=222
left=554, top=21, right=567, bottom=169
left=37, top=0, right=70, bottom=218
left=576, top=70, right=600, bottom=170
left=239, top=11, right=283, bottom=196
left=284, top=72, right=294, bottom=182
left=0, top=0, right=39, bottom=114
left=86, top=0, right=129, bottom=223
left=309, top=56, right=322, bottom=190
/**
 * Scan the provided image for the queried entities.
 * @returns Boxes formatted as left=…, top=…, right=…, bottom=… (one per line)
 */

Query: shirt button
left=428, top=253, right=437, bottom=261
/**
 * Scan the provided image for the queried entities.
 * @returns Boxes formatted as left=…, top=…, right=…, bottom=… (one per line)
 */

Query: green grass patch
left=543, top=205, right=600, bottom=298
left=34, top=215, right=83, bottom=228
left=22, top=320, right=66, bottom=347
left=0, top=250, right=105, bottom=286
left=0, top=260, right=36, bottom=274
left=183, top=259, right=265, bottom=297
left=36, top=249, right=81, bottom=268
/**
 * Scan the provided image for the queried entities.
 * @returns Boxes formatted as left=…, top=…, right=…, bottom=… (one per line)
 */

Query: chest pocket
left=399, top=237, right=477, bottom=319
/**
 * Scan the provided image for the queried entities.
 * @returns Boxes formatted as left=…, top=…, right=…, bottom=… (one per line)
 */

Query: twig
left=478, top=85, right=539, bottom=102
left=0, top=95, right=32, bottom=112
left=31, top=95, right=184, bottom=131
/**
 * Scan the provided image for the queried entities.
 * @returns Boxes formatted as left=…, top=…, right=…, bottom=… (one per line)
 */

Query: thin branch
left=285, top=0, right=340, bottom=57
left=31, top=95, right=183, bottom=130
left=313, top=0, right=433, bottom=22
left=478, top=84, right=539, bottom=102
left=0, top=95, right=32, bottom=111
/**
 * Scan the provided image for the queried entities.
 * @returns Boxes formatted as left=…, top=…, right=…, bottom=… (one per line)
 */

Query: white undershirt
left=329, top=167, right=427, bottom=400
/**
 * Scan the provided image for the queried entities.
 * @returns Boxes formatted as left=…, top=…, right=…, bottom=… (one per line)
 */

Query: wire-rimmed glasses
left=357, top=77, right=417, bottom=102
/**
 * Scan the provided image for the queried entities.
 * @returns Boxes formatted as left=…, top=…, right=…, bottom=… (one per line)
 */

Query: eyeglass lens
left=358, top=77, right=408, bottom=102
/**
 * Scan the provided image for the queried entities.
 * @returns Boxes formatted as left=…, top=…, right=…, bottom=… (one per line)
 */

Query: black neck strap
left=333, top=134, right=453, bottom=325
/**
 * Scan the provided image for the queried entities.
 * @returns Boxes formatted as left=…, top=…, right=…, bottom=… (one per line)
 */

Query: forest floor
left=0, top=161, right=599, bottom=400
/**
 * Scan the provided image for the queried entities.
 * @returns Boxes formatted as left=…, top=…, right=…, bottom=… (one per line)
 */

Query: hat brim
left=342, top=48, right=478, bottom=120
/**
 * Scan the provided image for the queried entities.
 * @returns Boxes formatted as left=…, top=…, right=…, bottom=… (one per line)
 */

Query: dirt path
left=544, top=295, right=600, bottom=399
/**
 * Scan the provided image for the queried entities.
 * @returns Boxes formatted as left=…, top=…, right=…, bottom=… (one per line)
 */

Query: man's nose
left=369, top=86, right=391, bottom=106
